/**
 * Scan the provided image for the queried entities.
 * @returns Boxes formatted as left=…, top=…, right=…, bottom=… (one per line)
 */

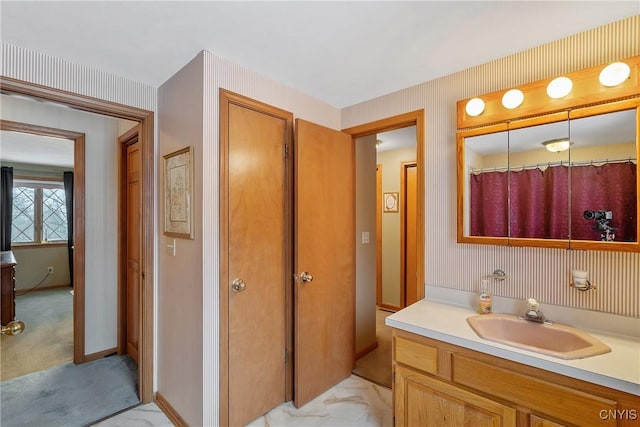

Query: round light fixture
left=599, top=62, right=630, bottom=87
left=542, top=138, right=571, bottom=153
left=465, top=97, right=485, bottom=117
left=502, top=89, right=524, bottom=109
left=546, top=76, right=573, bottom=99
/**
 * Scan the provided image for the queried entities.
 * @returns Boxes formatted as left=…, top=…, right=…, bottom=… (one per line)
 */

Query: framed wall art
left=163, top=146, right=194, bottom=239
left=383, top=192, right=399, bottom=213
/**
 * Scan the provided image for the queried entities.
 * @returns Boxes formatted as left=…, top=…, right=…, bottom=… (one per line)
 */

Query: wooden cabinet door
left=530, top=414, right=566, bottom=427
left=394, top=365, right=516, bottom=427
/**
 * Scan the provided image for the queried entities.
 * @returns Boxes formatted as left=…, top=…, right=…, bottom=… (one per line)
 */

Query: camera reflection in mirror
left=570, top=109, right=637, bottom=242
left=583, top=209, right=616, bottom=241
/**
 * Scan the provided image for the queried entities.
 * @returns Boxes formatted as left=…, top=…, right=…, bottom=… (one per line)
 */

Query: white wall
left=342, top=16, right=640, bottom=318
left=2, top=94, right=122, bottom=355
left=355, top=134, right=377, bottom=355
left=157, top=53, right=204, bottom=427
left=377, top=146, right=416, bottom=307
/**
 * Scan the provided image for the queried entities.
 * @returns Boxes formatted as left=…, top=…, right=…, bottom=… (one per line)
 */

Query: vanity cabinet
left=392, top=329, right=639, bottom=427
left=395, top=364, right=515, bottom=426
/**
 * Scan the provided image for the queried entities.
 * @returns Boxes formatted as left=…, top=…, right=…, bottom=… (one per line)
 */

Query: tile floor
left=93, top=375, right=392, bottom=427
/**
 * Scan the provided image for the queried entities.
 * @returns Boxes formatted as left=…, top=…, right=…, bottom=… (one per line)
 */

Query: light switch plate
left=362, top=231, right=370, bottom=244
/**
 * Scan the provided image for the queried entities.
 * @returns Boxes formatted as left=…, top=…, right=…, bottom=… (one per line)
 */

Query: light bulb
left=599, top=62, right=630, bottom=87
left=502, top=89, right=524, bottom=109
left=465, top=98, right=485, bottom=117
left=546, top=77, right=573, bottom=99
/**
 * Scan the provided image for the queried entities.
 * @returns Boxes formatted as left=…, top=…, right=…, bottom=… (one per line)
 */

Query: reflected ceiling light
left=546, top=76, right=573, bottom=99
left=542, top=138, right=571, bottom=153
left=502, top=89, right=524, bottom=109
left=465, top=97, right=485, bottom=116
left=599, top=61, right=630, bottom=87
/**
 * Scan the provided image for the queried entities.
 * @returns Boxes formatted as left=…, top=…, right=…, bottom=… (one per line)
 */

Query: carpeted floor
left=352, top=308, right=393, bottom=389
left=1, top=287, right=73, bottom=381
left=1, top=355, right=139, bottom=427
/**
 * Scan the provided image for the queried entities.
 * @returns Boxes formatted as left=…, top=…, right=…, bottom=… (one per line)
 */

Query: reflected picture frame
left=383, top=192, right=399, bottom=213
left=163, top=146, right=194, bottom=239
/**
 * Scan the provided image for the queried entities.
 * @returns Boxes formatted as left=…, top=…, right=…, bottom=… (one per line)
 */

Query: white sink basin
left=467, top=313, right=611, bottom=360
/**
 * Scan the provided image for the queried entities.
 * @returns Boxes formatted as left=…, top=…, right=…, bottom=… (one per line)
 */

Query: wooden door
left=225, top=97, right=291, bottom=426
left=394, top=365, right=516, bottom=427
left=403, top=162, right=418, bottom=306
left=294, top=119, right=355, bottom=407
left=125, top=136, right=142, bottom=364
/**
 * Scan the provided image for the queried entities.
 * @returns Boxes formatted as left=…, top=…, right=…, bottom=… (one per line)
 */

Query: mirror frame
left=457, top=56, right=640, bottom=252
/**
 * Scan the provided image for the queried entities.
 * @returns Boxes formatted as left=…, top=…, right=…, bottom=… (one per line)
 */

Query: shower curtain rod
left=470, top=156, right=637, bottom=174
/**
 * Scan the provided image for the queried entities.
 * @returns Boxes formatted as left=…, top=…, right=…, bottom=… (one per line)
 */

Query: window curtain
left=571, top=162, right=637, bottom=242
left=64, top=171, right=74, bottom=287
left=470, top=162, right=636, bottom=241
left=1, top=166, right=13, bottom=251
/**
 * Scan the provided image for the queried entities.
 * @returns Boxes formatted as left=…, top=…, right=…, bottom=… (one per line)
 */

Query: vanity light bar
left=457, top=56, right=638, bottom=128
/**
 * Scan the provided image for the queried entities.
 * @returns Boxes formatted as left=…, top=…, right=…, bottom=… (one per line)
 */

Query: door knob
left=231, top=278, right=247, bottom=293
left=298, top=272, right=313, bottom=283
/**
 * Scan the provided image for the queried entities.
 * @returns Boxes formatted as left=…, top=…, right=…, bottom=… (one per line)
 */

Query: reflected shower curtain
left=571, top=162, right=636, bottom=242
left=469, top=170, right=508, bottom=237
left=1, top=166, right=13, bottom=251
left=470, top=162, right=635, bottom=241
left=510, top=166, right=569, bottom=239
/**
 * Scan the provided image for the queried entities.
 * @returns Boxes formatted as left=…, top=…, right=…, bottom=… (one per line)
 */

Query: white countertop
left=386, top=299, right=640, bottom=396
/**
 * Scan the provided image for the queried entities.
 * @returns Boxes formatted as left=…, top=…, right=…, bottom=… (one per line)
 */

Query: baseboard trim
left=84, top=347, right=117, bottom=363
left=156, top=392, right=188, bottom=427
left=14, top=283, right=72, bottom=295
left=355, top=340, right=378, bottom=360
left=378, top=303, right=400, bottom=312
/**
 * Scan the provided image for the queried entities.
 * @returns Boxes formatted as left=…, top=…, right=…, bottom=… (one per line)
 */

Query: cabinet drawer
left=452, top=354, right=617, bottom=426
left=394, top=336, right=437, bottom=374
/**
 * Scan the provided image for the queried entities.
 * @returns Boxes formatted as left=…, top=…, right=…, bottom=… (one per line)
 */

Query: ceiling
left=1, top=1, right=638, bottom=109
left=466, top=108, right=637, bottom=156
left=1, top=2, right=637, bottom=166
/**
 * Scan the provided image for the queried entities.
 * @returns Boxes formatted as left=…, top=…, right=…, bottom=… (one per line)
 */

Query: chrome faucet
left=521, top=298, right=552, bottom=324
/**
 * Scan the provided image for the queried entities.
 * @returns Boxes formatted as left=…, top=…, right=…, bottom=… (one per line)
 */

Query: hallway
left=352, top=308, right=393, bottom=389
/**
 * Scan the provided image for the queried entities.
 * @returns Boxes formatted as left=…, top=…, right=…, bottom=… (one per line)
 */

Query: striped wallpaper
left=342, top=16, right=640, bottom=318
left=1, top=43, right=156, bottom=111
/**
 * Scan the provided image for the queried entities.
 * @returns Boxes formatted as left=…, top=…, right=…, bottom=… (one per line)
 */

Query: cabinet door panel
left=395, top=365, right=516, bottom=427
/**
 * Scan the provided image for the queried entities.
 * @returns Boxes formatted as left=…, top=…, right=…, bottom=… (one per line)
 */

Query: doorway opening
left=0, top=76, right=155, bottom=404
left=343, top=110, right=425, bottom=389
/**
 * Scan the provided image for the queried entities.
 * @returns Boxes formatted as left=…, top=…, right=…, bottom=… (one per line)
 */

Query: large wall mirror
left=457, top=56, right=639, bottom=252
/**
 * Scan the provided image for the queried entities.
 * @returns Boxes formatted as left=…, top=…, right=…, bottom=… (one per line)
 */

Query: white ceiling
left=1, top=2, right=637, bottom=166
left=0, top=129, right=74, bottom=168
left=1, top=1, right=638, bottom=108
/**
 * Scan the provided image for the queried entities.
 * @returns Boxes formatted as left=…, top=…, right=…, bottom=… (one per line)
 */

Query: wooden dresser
left=1, top=250, right=17, bottom=326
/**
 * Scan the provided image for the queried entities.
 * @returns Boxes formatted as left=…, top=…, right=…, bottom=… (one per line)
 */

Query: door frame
left=343, top=110, right=426, bottom=305
left=218, top=89, right=295, bottom=426
left=0, top=76, right=155, bottom=403
left=400, top=161, right=417, bottom=307
left=117, top=125, right=141, bottom=361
